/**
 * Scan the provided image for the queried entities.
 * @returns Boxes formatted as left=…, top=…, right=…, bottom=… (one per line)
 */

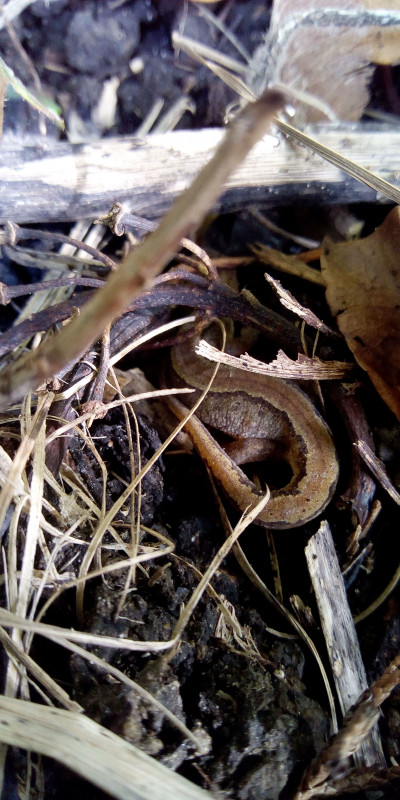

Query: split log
left=0, top=124, right=399, bottom=225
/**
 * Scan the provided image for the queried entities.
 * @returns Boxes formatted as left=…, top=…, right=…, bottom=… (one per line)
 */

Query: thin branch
left=0, top=223, right=116, bottom=270
left=0, top=90, right=286, bottom=407
left=0, top=277, right=104, bottom=304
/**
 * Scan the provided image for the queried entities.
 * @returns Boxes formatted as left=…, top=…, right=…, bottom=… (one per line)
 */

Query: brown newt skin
left=167, top=330, right=339, bottom=529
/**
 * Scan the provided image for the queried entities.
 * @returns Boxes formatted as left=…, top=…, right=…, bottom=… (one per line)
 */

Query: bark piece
left=248, top=0, right=400, bottom=122
left=305, top=522, right=385, bottom=768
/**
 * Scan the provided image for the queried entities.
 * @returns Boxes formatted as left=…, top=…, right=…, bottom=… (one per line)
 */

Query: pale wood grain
left=305, top=522, right=385, bottom=769
left=0, top=124, right=399, bottom=224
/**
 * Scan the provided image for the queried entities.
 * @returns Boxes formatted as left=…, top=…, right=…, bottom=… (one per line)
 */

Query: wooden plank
left=0, top=124, right=399, bottom=224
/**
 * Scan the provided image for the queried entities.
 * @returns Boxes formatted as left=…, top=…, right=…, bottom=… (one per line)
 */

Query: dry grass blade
left=0, top=696, right=214, bottom=800
left=0, top=1, right=37, bottom=31
left=34, top=345, right=223, bottom=621
left=0, top=607, right=204, bottom=751
left=0, top=626, right=81, bottom=712
left=209, top=489, right=337, bottom=729
left=249, top=207, right=320, bottom=250
left=277, top=118, right=400, bottom=205
left=0, top=392, right=54, bottom=535
left=0, top=55, right=63, bottom=129
left=10, top=219, right=106, bottom=327
left=0, top=444, right=25, bottom=496
left=172, top=28, right=254, bottom=100
left=354, top=559, right=400, bottom=624
left=15, top=395, right=47, bottom=620
left=232, top=533, right=339, bottom=729
left=4, top=391, right=54, bottom=708
left=195, top=3, right=250, bottom=63
left=51, top=315, right=196, bottom=402
left=170, top=490, right=271, bottom=646
left=0, top=607, right=177, bottom=652
left=172, top=31, right=248, bottom=75
left=32, top=323, right=224, bottom=624
left=109, top=315, right=196, bottom=367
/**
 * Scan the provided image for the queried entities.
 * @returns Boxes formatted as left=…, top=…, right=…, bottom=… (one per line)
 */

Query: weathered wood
left=0, top=125, right=399, bottom=224
left=249, top=2, right=400, bottom=122
left=305, top=522, right=385, bottom=770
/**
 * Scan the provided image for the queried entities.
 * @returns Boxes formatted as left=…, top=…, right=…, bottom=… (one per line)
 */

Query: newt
left=166, top=325, right=339, bottom=529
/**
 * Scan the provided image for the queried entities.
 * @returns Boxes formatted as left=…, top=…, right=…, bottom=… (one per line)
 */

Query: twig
left=0, top=277, right=104, bottom=304
left=296, top=652, right=400, bottom=798
left=0, top=89, right=286, bottom=407
left=0, top=222, right=117, bottom=270
left=251, top=243, right=325, bottom=286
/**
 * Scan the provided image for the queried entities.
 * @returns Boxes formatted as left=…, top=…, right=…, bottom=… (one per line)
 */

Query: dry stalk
left=251, top=243, right=326, bottom=286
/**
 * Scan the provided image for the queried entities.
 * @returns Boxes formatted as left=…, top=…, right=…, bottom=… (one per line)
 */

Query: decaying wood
left=305, top=522, right=385, bottom=770
left=248, top=1, right=400, bottom=122
left=1, top=124, right=400, bottom=224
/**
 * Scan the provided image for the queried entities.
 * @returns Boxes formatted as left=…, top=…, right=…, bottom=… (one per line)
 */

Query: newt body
left=167, top=329, right=339, bottom=529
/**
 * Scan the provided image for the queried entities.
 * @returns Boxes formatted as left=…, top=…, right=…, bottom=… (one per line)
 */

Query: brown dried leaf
left=321, top=206, right=400, bottom=420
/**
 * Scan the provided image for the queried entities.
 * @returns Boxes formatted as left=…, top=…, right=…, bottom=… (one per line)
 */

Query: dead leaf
left=264, top=272, right=338, bottom=337
left=321, top=206, right=400, bottom=419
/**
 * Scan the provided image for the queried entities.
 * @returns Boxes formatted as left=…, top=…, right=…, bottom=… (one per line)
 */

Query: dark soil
left=1, top=0, right=271, bottom=142
left=1, top=2, right=400, bottom=800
